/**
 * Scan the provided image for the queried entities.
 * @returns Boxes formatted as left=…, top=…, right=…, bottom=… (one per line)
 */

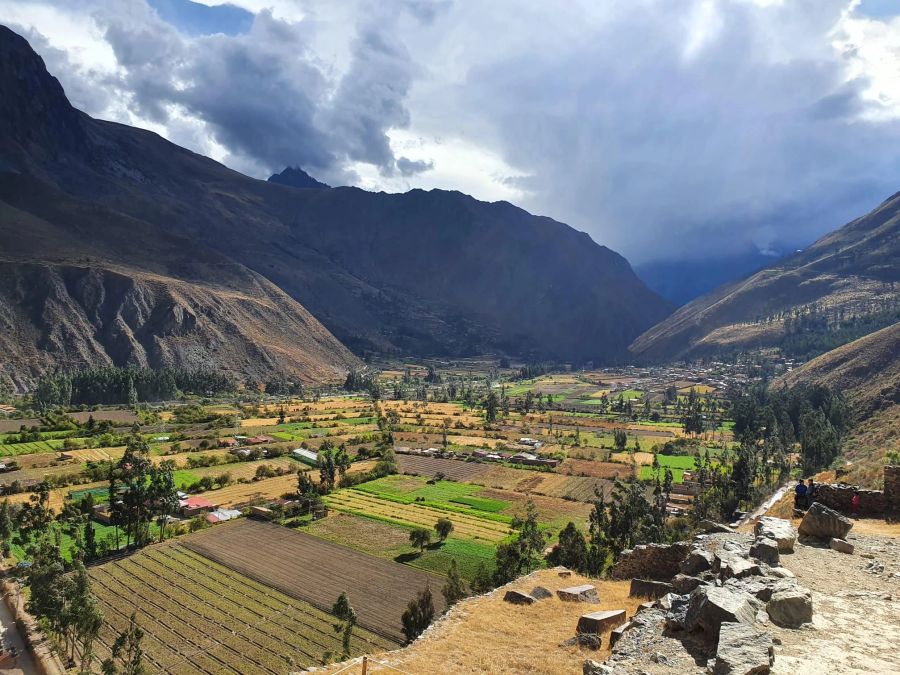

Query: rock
left=798, top=502, right=853, bottom=540
left=716, top=551, right=761, bottom=579
left=637, top=601, right=655, bottom=612
left=754, top=517, right=797, bottom=553
left=562, top=633, right=601, bottom=649
left=830, top=538, right=854, bottom=554
left=629, top=578, right=674, bottom=599
left=503, top=590, right=535, bottom=605
left=655, top=592, right=682, bottom=610
left=681, top=548, right=715, bottom=575
left=609, top=621, right=633, bottom=647
left=767, top=567, right=794, bottom=579
left=530, top=586, right=553, bottom=600
left=699, top=520, right=735, bottom=534
left=558, top=585, right=600, bottom=603
left=749, top=537, right=780, bottom=566
left=583, top=659, right=612, bottom=675
left=725, top=577, right=797, bottom=603
left=672, top=573, right=706, bottom=594
left=557, top=567, right=573, bottom=578
left=684, top=585, right=759, bottom=638
left=577, top=609, right=627, bottom=635
left=722, top=540, right=746, bottom=553
left=664, top=594, right=691, bottom=631
left=650, top=652, right=669, bottom=664
left=711, top=621, right=775, bottom=674
left=767, top=588, right=813, bottom=628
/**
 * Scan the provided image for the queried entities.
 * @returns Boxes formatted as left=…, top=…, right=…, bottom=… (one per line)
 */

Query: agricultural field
left=89, top=542, right=394, bottom=674
left=305, top=511, right=497, bottom=580
left=325, top=488, right=513, bottom=542
left=183, top=519, right=446, bottom=643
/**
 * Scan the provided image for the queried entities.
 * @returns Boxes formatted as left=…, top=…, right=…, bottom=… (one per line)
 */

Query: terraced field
left=88, top=543, right=394, bottom=674
left=183, top=519, right=446, bottom=642
left=396, top=455, right=493, bottom=481
left=325, top=489, right=512, bottom=542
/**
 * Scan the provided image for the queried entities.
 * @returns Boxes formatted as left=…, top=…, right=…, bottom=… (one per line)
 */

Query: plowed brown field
left=183, top=519, right=447, bottom=643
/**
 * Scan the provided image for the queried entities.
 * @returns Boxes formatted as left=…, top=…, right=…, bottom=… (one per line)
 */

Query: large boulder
left=558, top=585, right=600, bottom=603
left=754, top=517, right=796, bottom=553
left=684, top=585, right=759, bottom=638
left=577, top=609, right=627, bottom=635
left=711, top=622, right=775, bottom=674
left=766, top=588, right=813, bottom=627
left=629, top=578, right=673, bottom=599
left=749, top=537, right=779, bottom=566
left=715, top=550, right=761, bottom=579
left=798, top=503, right=852, bottom=540
left=503, top=590, right=535, bottom=605
left=531, top=586, right=553, bottom=600
left=664, top=594, right=691, bottom=631
left=672, top=573, right=706, bottom=594
left=724, top=576, right=797, bottom=603
left=680, top=548, right=714, bottom=575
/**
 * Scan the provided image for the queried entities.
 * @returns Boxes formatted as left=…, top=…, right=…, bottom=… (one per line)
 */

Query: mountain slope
left=0, top=25, right=671, bottom=370
left=629, top=193, right=900, bottom=362
left=774, top=322, right=900, bottom=486
left=0, top=27, right=359, bottom=391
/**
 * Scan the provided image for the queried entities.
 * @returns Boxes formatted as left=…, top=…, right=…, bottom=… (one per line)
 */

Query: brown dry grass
left=319, top=568, right=644, bottom=675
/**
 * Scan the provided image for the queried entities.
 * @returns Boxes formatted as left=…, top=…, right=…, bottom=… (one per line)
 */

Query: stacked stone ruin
left=811, top=465, right=899, bottom=518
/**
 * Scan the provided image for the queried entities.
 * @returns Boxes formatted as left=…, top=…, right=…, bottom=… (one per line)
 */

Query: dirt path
left=0, top=587, right=39, bottom=675
left=772, top=530, right=900, bottom=674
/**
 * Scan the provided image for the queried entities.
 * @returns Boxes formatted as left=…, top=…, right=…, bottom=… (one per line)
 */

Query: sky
left=3, top=0, right=900, bottom=264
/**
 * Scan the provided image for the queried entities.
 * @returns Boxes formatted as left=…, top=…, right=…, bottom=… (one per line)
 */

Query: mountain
left=0, top=26, right=359, bottom=392
left=636, top=248, right=789, bottom=306
left=268, top=166, right=331, bottom=189
left=630, top=191, right=900, bottom=363
left=0, top=25, right=672, bottom=387
left=774, top=322, right=900, bottom=486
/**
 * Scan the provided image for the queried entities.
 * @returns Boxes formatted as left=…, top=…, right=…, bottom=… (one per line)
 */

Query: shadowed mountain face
left=630, top=191, right=900, bottom=363
left=0, top=24, right=672, bottom=389
left=268, top=166, right=331, bottom=189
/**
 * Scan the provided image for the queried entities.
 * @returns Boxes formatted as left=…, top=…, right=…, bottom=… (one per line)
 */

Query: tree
left=374, top=446, right=398, bottom=477
left=335, top=446, right=352, bottom=480
left=441, top=559, right=467, bottom=606
left=483, top=391, right=499, bottom=423
left=493, top=500, right=544, bottom=585
left=149, top=461, right=178, bottom=542
left=116, top=435, right=154, bottom=547
left=332, top=592, right=357, bottom=659
left=434, top=517, right=454, bottom=542
left=277, top=407, right=286, bottom=425
left=401, top=586, right=435, bottom=643
left=102, top=611, right=145, bottom=675
left=552, top=522, right=588, bottom=572
left=69, top=562, right=104, bottom=670
left=0, top=499, right=12, bottom=556
left=409, top=527, right=432, bottom=552
left=318, top=443, right=337, bottom=493
left=470, top=562, right=494, bottom=594
left=613, top=430, right=627, bottom=452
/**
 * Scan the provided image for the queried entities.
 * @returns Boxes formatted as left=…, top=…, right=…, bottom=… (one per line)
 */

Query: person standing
left=807, top=478, right=818, bottom=505
left=794, top=478, right=808, bottom=510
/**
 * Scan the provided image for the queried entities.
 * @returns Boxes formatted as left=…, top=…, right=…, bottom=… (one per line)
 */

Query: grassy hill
left=629, top=190, right=900, bottom=363
left=774, top=322, right=900, bottom=487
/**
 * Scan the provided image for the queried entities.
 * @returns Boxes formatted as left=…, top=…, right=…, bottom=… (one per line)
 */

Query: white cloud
left=4, top=0, right=900, bottom=263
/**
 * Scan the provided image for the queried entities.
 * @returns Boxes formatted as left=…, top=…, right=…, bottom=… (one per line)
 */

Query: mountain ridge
left=629, top=190, right=900, bottom=362
left=0, top=24, right=672, bottom=381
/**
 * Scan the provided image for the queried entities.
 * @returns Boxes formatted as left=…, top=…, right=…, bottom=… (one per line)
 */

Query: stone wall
left=815, top=484, right=885, bottom=517
left=885, top=465, right=900, bottom=517
left=610, top=542, right=690, bottom=581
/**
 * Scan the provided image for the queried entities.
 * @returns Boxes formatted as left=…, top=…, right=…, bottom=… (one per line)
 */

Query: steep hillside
left=0, top=25, right=671, bottom=373
left=0, top=178, right=359, bottom=392
left=630, top=192, right=900, bottom=363
left=774, top=322, right=900, bottom=486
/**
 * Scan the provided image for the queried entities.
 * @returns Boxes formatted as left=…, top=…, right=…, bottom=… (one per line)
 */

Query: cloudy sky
left=3, top=0, right=900, bottom=264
